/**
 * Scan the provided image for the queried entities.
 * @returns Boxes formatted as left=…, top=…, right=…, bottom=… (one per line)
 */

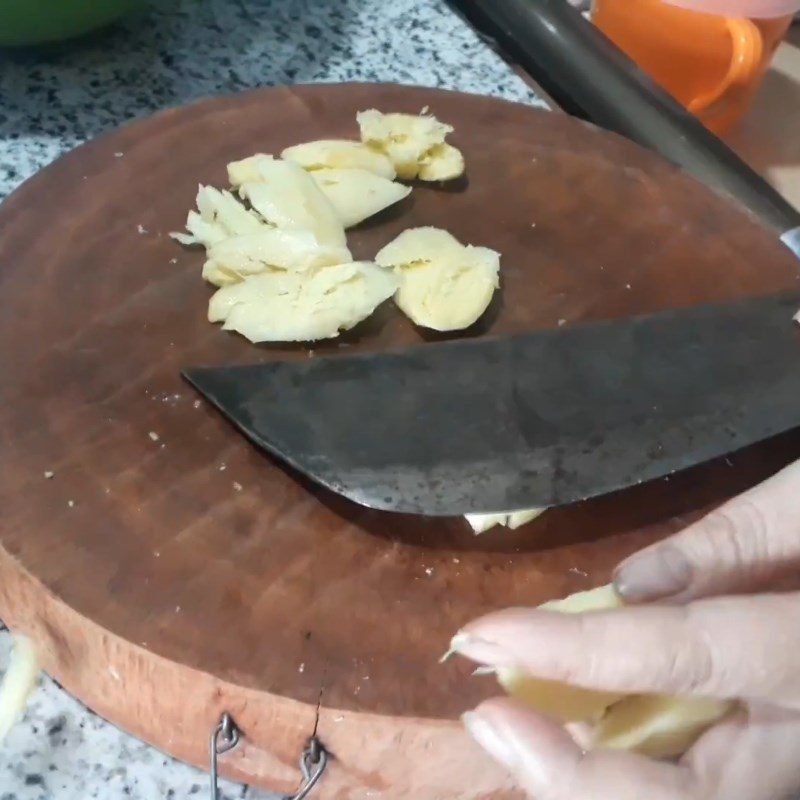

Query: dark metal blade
left=184, top=291, right=800, bottom=516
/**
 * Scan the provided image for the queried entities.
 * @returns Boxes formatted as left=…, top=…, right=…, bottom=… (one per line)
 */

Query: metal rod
left=209, top=713, right=240, bottom=800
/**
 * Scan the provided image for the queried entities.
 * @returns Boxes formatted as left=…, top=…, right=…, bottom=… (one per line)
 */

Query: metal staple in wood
left=209, top=712, right=327, bottom=800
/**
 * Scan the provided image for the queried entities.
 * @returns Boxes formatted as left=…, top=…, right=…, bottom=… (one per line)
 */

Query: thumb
left=614, top=460, right=800, bottom=603
left=464, top=698, right=689, bottom=800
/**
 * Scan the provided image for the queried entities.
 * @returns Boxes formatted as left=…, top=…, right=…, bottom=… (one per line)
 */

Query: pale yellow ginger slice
left=392, top=244, right=497, bottom=331
left=375, top=227, right=499, bottom=332
left=195, top=185, right=263, bottom=234
left=281, top=139, right=396, bottom=180
left=227, top=152, right=270, bottom=186
left=496, top=585, right=625, bottom=723
left=500, top=673, right=625, bottom=725
left=174, top=211, right=228, bottom=248
left=0, top=635, right=39, bottom=741
left=357, top=110, right=464, bottom=181
left=538, top=584, right=622, bottom=613
left=594, top=694, right=733, bottom=758
left=494, top=584, right=733, bottom=756
left=208, top=262, right=397, bottom=343
left=375, top=225, right=463, bottom=264
left=171, top=185, right=263, bottom=248
left=507, top=509, right=545, bottom=529
left=310, top=168, right=411, bottom=228
left=228, top=155, right=346, bottom=248
left=464, top=513, right=509, bottom=534
left=418, top=143, right=466, bottom=182
left=202, top=229, right=352, bottom=287
left=465, top=508, right=546, bottom=534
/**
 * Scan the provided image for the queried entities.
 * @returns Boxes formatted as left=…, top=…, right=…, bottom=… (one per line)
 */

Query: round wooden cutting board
left=1, top=83, right=799, bottom=799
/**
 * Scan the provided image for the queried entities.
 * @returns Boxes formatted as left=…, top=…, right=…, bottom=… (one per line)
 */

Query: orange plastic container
left=592, top=0, right=794, bottom=134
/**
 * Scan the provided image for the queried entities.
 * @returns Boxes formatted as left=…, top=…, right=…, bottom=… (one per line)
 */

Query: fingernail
left=614, top=544, right=692, bottom=601
left=563, top=722, right=592, bottom=751
left=462, top=711, right=520, bottom=771
left=446, top=632, right=518, bottom=667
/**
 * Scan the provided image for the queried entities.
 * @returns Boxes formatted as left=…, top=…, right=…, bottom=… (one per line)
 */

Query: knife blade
left=184, top=291, right=800, bottom=516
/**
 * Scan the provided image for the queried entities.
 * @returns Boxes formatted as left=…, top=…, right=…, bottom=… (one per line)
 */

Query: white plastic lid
left=662, top=0, right=800, bottom=17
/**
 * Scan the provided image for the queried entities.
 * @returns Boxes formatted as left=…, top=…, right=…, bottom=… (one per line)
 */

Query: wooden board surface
left=1, top=83, right=799, bottom=798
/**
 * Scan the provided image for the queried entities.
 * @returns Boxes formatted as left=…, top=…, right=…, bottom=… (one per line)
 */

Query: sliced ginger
left=495, top=583, right=734, bottom=757
left=171, top=185, right=263, bottom=249
left=357, top=109, right=465, bottom=181
left=202, top=229, right=352, bottom=287
left=375, top=227, right=499, bottom=332
left=0, top=635, right=39, bottom=741
left=418, top=142, right=465, bottom=181
left=500, top=672, right=624, bottom=724
left=230, top=155, right=346, bottom=248
left=281, top=139, right=396, bottom=180
left=497, top=585, right=625, bottom=723
left=208, top=261, right=397, bottom=343
left=594, top=693, right=733, bottom=758
left=465, top=508, right=546, bottom=534
left=173, top=109, right=469, bottom=346
left=309, top=167, right=411, bottom=228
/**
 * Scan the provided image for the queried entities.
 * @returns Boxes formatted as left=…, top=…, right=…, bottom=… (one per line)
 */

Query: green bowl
left=0, top=0, right=145, bottom=47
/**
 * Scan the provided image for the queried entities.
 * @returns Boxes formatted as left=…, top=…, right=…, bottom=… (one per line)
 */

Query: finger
left=451, top=592, right=800, bottom=704
left=683, top=702, right=800, bottom=800
left=614, top=460, right=800, bottom=603
left=464, top=697, right=691, bottom=800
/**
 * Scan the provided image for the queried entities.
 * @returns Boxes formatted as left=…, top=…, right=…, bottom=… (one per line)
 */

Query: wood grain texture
left=0, top=83, right=798, bottom=798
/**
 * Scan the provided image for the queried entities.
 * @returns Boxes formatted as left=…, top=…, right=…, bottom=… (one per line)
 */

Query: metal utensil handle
left=209, top=713, right=328, bottom=800
left=450, top=0, right=800, bottom=243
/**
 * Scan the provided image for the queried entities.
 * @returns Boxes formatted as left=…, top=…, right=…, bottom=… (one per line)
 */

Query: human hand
left=453, top=460, right=800, bottom=799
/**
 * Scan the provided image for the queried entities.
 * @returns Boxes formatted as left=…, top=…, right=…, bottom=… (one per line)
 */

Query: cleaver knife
left=184, top=291, right=800, bottom=515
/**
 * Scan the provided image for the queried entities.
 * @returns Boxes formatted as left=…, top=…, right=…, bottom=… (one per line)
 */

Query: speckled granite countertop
left=0, top=1, right=543, bottom=796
